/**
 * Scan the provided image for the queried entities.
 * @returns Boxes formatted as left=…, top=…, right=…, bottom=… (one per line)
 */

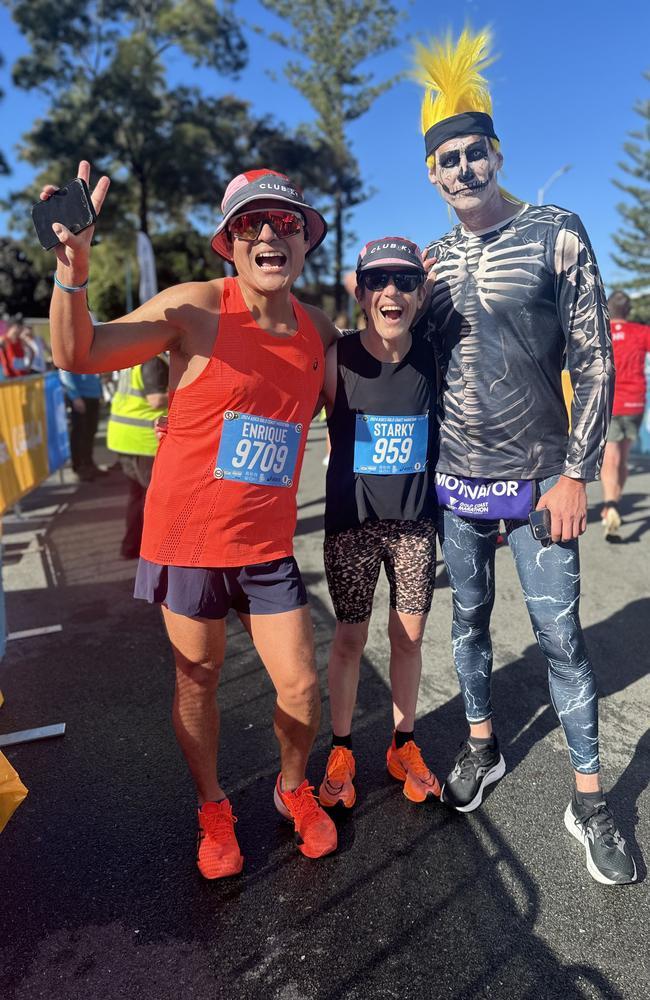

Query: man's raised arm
left=45, top=160, right=186, bottom=373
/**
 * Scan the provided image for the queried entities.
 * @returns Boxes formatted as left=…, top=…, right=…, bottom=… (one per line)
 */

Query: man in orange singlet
left=43, top=161, right=339, bottom=878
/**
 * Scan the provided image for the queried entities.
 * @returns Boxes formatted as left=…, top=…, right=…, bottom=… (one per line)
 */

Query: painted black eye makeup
left=438, top=151, right=461, bottom=169
left=438, top=140, right=489, bottom=170
left=466, top=142, right=489, bottom=162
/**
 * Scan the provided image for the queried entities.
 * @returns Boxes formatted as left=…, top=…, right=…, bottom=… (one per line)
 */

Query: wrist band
left=54, top=274, right=89, bottom=293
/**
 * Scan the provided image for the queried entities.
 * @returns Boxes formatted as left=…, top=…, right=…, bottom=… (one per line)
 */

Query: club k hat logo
left=211, top=169, right=328, bottom=261
left=356, top=237, right=425, bottom=275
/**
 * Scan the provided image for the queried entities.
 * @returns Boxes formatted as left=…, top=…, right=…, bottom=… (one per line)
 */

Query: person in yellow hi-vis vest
left=107, top=356, right=168, bottom=559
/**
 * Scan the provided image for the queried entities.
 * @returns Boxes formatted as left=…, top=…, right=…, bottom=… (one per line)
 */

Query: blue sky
left=1, top=0, right=649, bottom=287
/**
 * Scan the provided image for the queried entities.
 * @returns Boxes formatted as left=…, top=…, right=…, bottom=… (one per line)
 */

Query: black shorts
left=134, top=556, right=308, bottom=619
left=324, top=518, right=436, bottom=624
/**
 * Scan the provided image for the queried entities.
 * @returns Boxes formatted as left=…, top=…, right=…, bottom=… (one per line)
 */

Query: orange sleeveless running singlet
left=140, top=278, right=324, bottom=567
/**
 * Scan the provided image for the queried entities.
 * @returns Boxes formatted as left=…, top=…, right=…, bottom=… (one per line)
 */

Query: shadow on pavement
left=0, top=473, right=638, bottom=1000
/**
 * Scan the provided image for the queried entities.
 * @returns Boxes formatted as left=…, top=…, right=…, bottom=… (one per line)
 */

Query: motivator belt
left=435, top=472, right=534, bottom=520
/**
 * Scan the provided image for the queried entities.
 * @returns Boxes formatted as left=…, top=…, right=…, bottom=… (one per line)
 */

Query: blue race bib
left=353, top=413, right=428, bottom=475
left=215, top=411, right=302, bottom=488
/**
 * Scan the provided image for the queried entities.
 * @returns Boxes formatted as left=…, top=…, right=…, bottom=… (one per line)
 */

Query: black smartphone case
left=31, top=177, right=97, bottom=251
left=528, top=508, right=552, bottom=539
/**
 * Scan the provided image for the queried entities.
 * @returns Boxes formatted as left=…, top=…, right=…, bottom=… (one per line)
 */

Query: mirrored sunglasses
left=228, top=209, right=305, bottom=242
left=359, top=270, right=424, bottom=293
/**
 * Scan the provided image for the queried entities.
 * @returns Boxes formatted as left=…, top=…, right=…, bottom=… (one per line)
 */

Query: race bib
left=214, top=411, right=302, bottom=488
left=354, top=413, right=428, bottom=475
left=435, top=473, right=534, bottom=520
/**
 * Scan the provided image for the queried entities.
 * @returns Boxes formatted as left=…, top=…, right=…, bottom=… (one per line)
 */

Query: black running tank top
left=325, top=332, right=438, bottom=534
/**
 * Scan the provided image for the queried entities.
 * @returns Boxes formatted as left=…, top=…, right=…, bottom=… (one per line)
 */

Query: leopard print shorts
left=324, top=518, right=436, bottom=624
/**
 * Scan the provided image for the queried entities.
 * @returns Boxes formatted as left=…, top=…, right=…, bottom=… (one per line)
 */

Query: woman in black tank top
left=318, top=237, right=441, bottom=810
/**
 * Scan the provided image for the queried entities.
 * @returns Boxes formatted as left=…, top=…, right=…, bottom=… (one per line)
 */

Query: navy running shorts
left=134, top=556, right=308, bottom=619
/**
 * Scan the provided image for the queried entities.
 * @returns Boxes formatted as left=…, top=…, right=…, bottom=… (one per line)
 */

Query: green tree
left=612, top=71, right=650, bottom=323
left=0, top=237, right=50, bottom=316
left=259, top=0, right=402, bottom=312
left=3, top=0, right=248, bottom=235
left=2, top=0, right=337, bottom=313
left=88, top=226, right=225, bottom=320
left=6, top=0, right=247, bottom=93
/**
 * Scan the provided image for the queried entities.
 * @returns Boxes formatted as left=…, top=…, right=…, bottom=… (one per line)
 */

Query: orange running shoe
left=386, top=738, right=441, bottom=803
left=196, top=799, right=244, bottom=879
left=319, top=746, right=357, bottom=808
left=274, top=776, right=338, bottom=858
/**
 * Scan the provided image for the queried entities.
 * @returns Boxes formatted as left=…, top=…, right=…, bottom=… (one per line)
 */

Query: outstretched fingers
left=91, top=174, right=111, bottom=215
left=77, top=159, right=91, bottom=185
left=77, top=160, right=110, bottom=215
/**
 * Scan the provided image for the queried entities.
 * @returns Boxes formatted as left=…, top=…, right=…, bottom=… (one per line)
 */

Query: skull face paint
left=429, top=135, right=501, bottom=209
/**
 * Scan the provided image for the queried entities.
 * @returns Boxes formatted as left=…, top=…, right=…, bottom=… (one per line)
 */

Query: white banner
left=136, top=231, right=158, bottom=304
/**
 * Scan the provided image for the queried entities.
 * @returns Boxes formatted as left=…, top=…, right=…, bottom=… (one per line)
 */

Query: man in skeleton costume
left=415, top=28, right=637, bottom=884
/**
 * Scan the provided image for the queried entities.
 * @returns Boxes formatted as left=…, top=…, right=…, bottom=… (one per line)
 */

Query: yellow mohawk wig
left=413, top=27, right=520, bottom=204
left=414, top=26, right=497, bottom=158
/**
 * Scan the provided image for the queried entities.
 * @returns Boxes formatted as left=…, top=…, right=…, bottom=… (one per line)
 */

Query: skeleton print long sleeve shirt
left=423, top=204, right=614, bottom=482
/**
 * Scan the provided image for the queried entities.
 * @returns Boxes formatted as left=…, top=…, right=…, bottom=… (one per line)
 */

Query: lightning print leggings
left=437, top=476, right=599, bottom=774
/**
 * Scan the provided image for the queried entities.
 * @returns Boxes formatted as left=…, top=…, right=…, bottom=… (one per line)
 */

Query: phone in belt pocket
left=31, top=177, right=97, bottom=251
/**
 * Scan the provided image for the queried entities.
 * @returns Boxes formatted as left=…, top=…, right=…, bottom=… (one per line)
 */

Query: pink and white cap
left=211, top=169, right=328, bottom=261
left=356, top=237, right=425, bottom=274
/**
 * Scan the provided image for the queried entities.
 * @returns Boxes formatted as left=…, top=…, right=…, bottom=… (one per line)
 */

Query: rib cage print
left=426, top=205, right=613, bottom=481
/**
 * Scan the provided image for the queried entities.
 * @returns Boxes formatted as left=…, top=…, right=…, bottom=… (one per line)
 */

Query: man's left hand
left=536, top=475, right=587, bottom=542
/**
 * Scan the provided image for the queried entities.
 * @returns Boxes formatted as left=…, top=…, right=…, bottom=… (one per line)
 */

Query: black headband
left=424, top=111, right=499, bottom=159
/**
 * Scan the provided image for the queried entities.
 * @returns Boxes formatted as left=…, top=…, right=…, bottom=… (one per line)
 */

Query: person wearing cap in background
left=318, top=237, right=440, bottom=810
left=41, top=161, right=339, bottom=879
left=413, top=29, right=637, bottom=885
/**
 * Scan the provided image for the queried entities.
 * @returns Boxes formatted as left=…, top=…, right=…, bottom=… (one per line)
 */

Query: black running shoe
left=441, top=737, right=506, bottom=812
left=564, top=792, right=637, bottom=885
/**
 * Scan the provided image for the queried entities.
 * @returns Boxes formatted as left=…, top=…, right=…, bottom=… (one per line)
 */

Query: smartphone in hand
left=31, top=177, right=97, bottom=251
left=528, top=507, right=552, bottom=545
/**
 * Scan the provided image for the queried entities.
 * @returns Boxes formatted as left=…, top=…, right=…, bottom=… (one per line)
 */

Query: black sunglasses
left=359, top=270, right=424, bottom=293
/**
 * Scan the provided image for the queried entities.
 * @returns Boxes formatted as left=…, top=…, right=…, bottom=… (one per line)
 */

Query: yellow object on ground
left=0, top=750, right=28, bottom=833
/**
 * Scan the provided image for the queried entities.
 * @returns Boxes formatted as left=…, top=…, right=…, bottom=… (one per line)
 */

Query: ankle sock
left=574, top=788, right=605, bottom=812
left=394, top=729, right=415, bottom=749
left=332, top=733, right=352, bottom=750
left=468, top=733, right=496, bottom=752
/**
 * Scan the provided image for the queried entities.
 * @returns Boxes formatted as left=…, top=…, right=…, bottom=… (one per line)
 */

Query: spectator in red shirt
left=1, top=321, right=31, bottom=376
left=601, top=290, right=650, bottom=539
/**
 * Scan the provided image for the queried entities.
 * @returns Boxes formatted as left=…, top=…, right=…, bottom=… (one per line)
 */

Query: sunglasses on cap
left=228, top=209, right=306, bottom=242
left=359, top=270, right=424, bottom=293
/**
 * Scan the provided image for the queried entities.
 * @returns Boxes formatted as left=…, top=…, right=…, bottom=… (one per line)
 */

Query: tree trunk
left=334, top=186, right=343, bottom=314
left=139, top=175, right=149, bottom=236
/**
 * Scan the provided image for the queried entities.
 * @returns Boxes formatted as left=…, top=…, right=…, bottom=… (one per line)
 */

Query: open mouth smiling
left=379, top=305, right=404, bottom=321
left=255, top=250, right=288, bottom=270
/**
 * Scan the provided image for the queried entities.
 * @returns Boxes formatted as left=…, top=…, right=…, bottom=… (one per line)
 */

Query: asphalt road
left=1, top=422, right=649, bottom=1000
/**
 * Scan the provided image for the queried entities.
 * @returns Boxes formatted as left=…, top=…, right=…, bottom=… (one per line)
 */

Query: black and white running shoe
left=564, top=792, right=637, bottom=885
left=441, top=737, right=506, bottom=812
